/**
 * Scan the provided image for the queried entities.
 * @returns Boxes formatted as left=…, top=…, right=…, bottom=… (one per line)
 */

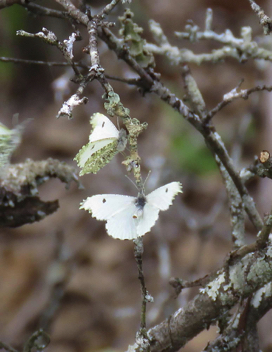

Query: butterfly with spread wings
left=80, top=181, right=182, bottom=240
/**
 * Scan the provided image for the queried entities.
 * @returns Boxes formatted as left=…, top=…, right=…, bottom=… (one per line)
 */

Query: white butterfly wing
left=80, top=181, right=182, bottom=240
left=0, top=123, right=13, bottom=136
left=136, top=203, right=160, bottom=237
left=81, top=194, right=139, bottom=240
left=80, top=194, right=135, bottom=220
left=89, top=113, right=119, bottom=142
left=106, top=204, right=139, bottom=240
left=146, top=182, right=182, bottom=211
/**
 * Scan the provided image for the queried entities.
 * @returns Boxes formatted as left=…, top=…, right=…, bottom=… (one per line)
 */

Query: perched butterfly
left=74, top=113, right=127, bottom=175
left=80, top=181, right=182, bottom=240
left=0, top=122, right=22, bottom=177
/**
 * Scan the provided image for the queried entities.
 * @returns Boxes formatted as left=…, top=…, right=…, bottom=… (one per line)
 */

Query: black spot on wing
left=102, top=122, right=105, bottom=127
left=102, top=198, right=106, bottom=203
left=165, top=188, right=168, bottom=193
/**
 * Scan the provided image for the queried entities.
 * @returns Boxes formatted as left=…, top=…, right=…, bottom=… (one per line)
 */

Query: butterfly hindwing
left=74, top=113, right=127, bottom=175
left=135, top=202, right=160, bottom=237
left=106, top=204, right=139, bottom=240
left=0, top=122, right=22, bottom=175
left=75, top=138, right=118, bottom=175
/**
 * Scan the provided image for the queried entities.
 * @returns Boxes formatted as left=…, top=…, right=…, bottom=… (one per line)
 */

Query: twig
left=147, top=9, right=272, bottom=65
left=97, top=0, right=121, bottom=18
left=204, top=84, right=272, bottom=124
left=215, top=154, right=245, bottom=248
left=181, top=64, right=206, bottom=116
left=23, top=329, right=50, bottom=352
left=16, top=27, right=81, bottom=75
left=23, top=2, right=67, bottom=18
left=105, top=74, right=144, bottom=86
left=133, top=237, right=153, bottom=335
left=0, top=341, right=18, bottom=352
left=248, top=0, right=272, bottom=35
left=0, top=56, right=87, bottom=68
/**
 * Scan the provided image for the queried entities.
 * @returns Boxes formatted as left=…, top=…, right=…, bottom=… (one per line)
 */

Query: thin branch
left=204, top=84, right=272, bottom=124
left=105, top=74, right=144, bottom=86
left=23, top=2, right=67, bottom=18
left=133, top=238, right=153, bottom=344
left=97, top=0, right=121, bottom=18
left=248, top=0, right=272, bottom=35
left=16, top=28, right=81, bottom=75
left=215, top=154, right=245, bottom=248
left=0, top=341, right=18, bottom=352
left=0, top=56, right=87, bottom=68
left=147, top=10, right=272, bottom=65
left=23, top=329, right=50, bottom=352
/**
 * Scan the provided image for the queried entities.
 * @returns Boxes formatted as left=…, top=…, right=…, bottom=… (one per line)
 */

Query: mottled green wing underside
left=0, top=123, right=21, bottom=177
left=75, top=139, right=119, bottom=175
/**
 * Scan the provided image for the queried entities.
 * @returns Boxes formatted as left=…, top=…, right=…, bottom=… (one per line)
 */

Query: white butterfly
left=74, top=113, right=127, bottom=175
left=80, top=181, right=182, bottom=240
left=0, top=122, right=22, bottom=177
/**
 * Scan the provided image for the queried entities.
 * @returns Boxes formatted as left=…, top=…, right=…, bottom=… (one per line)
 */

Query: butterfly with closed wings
left=80, top=181, right=182, bottom=240
left=0, top=122, right=22, bottom=177
left=74, top=113, right=127, bottom=175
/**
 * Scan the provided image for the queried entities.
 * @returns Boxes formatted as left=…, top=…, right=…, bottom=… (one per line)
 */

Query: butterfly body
left=80, top=181, right=182, bottom=240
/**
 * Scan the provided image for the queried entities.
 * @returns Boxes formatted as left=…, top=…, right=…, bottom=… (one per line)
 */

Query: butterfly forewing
left=80, top=194, right=135, bottom=221
left=89, top=113, right=119, bottom=142
left=146, top=182, right=182, bottom=211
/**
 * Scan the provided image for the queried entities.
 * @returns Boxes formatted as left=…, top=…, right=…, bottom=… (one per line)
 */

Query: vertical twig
left=133, top=237, right=148, bottom=332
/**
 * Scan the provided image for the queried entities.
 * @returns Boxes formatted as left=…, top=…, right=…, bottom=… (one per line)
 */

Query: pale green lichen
left=104, top=91, right=130, bottom=118
left=199, top=272, right=226, bottom=301
left=119, top=9, right=155, bottom=69
left=251, top=282, right=272, bottom=308
left=247, top=256, right=272, bottom=283
left=1, top=158, right=79, bottom=199
left=266, top=234, right=272, bottom=257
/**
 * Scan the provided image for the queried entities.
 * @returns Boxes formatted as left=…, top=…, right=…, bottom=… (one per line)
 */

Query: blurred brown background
left=1, top=0, right=272, bottom=351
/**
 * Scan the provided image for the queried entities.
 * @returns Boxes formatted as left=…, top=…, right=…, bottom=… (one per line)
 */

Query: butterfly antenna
left=125, top=175, right=139, bottom=191
left=143, top=170, right=151, bottom=188
left=12, top=113, right=19, bottom=127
